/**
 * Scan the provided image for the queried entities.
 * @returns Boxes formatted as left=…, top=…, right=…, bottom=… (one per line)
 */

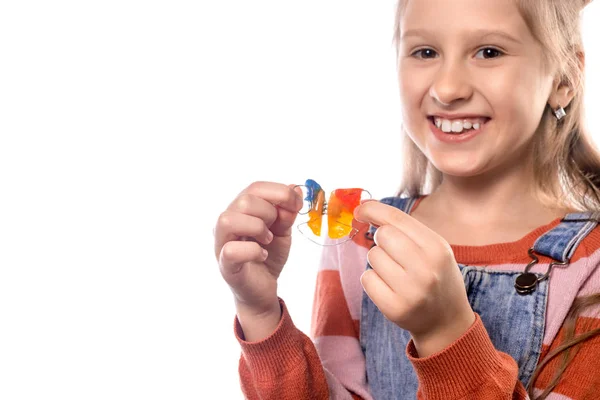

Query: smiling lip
left=429, top=113, right=490, bottom=120
left=428, top=116, right=490, bottom=144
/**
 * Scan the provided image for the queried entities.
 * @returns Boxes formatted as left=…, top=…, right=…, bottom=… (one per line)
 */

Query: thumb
left=268, top=183, right=304, bottom=236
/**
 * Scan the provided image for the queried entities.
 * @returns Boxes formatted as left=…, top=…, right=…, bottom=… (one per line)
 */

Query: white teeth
left=451, top=121, right=463, bottom=133
left=433, top=117, right=486, bottom=134
left=441, top=120, right=452, bottom=133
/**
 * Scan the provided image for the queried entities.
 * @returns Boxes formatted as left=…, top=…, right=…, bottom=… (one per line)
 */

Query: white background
left=1, top=1, right=599, bottom=399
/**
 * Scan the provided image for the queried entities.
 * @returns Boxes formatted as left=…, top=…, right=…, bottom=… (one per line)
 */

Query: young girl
left=213, top=0, right=600, bottom=398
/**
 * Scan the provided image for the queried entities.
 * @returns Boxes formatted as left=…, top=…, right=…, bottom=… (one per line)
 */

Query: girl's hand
left=213, top=181, right=303, bottom=340
left=354, top=201, right=475, bottom=357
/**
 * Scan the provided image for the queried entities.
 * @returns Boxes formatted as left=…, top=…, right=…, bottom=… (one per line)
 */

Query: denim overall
left=360, top=196, right=600, bottom=399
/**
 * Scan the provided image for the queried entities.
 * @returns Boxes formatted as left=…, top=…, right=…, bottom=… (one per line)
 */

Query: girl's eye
left=411, top=48, right=438, bottom=59
left=410, top=47, right=504, bottom=60
left=475, top=47, right=504, bottom=59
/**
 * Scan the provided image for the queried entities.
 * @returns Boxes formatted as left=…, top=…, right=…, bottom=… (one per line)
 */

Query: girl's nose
left=429, top=62, right=473, bottom=106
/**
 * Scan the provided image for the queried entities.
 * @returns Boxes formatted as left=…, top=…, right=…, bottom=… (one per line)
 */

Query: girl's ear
left=548, top=83, right=575, bottom=110
left=548, top=51, right=585, bottom=110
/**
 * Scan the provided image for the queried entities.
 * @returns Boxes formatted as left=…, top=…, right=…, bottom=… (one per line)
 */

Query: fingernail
left=266, top=230, right=273, bottom=243
left=262, top=248, right=269, bottom=259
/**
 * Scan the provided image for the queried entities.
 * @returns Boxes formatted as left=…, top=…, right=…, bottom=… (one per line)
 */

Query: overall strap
left=379, top=196, right=419, bottom=214
left=532, top=211, right=600, bottom=262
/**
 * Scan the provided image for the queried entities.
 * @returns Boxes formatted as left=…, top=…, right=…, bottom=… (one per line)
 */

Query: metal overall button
left=514, top=248, right=568, bottom=295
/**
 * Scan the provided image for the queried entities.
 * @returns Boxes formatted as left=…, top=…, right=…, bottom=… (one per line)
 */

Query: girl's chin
left=429, top=159, right=487, bottom=178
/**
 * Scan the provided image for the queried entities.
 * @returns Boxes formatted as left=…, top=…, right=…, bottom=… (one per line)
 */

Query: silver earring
left=554, top=105, right=566, bottom=120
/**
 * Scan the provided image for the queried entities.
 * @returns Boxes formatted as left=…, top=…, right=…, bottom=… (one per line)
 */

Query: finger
left=372, top=224, right=427, bottom=273
left=354, top=201, right=440, bottom=249
left=367, top=245, right=408, bottom=292
left=360, top=268, right=405, bottom=320
left=267, top=184, right=305, bottom=237
left=237, top=181, right=303, bottom=214
left=360, top=198, right=378, bottom=205
left=214, top=211, right=273, bottom=259
left=219, top=240, right=268, bottom=277
left=228, top=193, right=279, bottom=229
left=235, top=182, right=304, bottom=237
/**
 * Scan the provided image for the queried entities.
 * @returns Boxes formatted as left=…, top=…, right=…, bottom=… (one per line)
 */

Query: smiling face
left=398, top=0, right=556, bottom=177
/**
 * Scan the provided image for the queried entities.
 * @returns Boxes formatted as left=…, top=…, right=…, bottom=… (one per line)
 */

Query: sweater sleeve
left=234, top=298, right=330, bottom=400
left=407, top=312, right=529, bottom=400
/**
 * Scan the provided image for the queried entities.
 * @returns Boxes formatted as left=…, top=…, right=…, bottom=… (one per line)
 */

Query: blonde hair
left=392, top=0, right=600, bottom=398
